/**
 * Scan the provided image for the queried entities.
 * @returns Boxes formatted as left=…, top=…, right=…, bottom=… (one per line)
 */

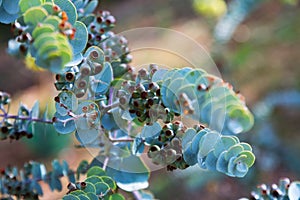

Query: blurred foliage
left=193, top=0, right=227, bottom=18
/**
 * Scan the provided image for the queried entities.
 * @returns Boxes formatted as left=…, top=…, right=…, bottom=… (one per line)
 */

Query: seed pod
left=119, top=96, right=129, bottom=105
left=149, top=82, right=159, bottom=91
left=76, top=79, right=87, bottom=89
left=149, top=145, right=160, bottom=153
left=171, top=138, right=181, bottom=147
left=270, top=184, right=282, bottom=198
left=93, top=63, right=103, bottom=74
left=165, top=129, right=174, bottom=139
left=65, top=72, right=75, bottom=82
left=138, top=68, right=148, bottom=78
left=80, top=64, right=91, bottom=76
left=90, top=50, right=99, bottom=60
left=131, top=91, right=140, bottom=99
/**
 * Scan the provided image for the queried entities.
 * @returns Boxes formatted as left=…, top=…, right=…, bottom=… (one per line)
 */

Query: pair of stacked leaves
left=53, top=90, right=102, bottom=145
left=0, top=0, right=20, bottom=24
left=8, top=0, right=88, bottom=73
left=152, top=67, right=254, bottom=135
left=63, top=166, right=125, bottom=200
left=182, top=127, right=255, bottom=177
left=0, top=160, right=75, bottom=198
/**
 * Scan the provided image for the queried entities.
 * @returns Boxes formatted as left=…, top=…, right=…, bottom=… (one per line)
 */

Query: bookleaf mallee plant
left=1, top=0, right=289, bottom=199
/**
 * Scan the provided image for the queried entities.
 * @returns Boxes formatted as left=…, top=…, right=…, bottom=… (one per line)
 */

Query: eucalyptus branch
left=0, top=113, right=53, bottom=124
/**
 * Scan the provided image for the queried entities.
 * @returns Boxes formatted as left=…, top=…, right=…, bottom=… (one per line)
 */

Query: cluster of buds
left=55, top=48, right=105, bottom=98
left=248, top=178, right=291, bottom=200
left=98, top=33, right=132, bottom=64
left=147, top=121, right=189, bottom=170
left=116, top=66, right=178, bottom=125
left=118, top=80, right=173, bottom=125
left=10, top=21, right=32, bottom=56
left=86, top=10, right=116, bottom=48
left=0, top=123, right=33, bottom=141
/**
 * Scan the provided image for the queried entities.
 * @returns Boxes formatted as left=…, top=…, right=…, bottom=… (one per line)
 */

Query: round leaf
left=19, top=0, right=42, bottom=13
left=87, top=166, right=106, bottom=177
left=24, top=6, right=48, bottom=26
left=53, top=0, right=77, bottom=24
left=70, top=21, right=88, bottom=55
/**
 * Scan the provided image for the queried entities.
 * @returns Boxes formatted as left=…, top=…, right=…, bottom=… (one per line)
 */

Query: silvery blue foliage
left=182, top=126, right=255, bottom=177
left=155, top=68, right=254, bottom=135
left=0, top=160, right=75, bottom=199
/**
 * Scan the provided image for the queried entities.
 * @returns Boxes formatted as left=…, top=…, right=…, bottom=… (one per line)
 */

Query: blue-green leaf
left=288, top=181, right=300, bottom=200
left=86, top=193, right=98, bottom=200
left=182, top=128, right=197, bottom=148
left=19, top=0, right=42, bottom=13
left=55, top=91, right=78, bottom=116
left=23, top=6, right=48, bottom=26
left=94, top=182, right=110, bottom=196
left=151, top=69, right=168, bottom=82
left=87, top=166, right=106, bottom=177
left=70, top=21, right=88, bottom=55
left=31, top=180, right=43, bottom=195
left=85, top=175, right=102, bottom=185
left=63, top=194, right=80, bottom=200
left=84, top=0, right=98, bottom=14
left=0, top=6, right=19, bottom=23
left=109, top=193, right=126, bottom=200
left=82, top=182, right=96, bottom=193
left=198, top=131, right=220, bottom=158
left=53, top=0, right=77, bottom=24
left=101, top=176, right=117, bottom=191
left=3, top=0, right=20, bottom=14
left=215, top=151, right=228, bottom=173
left=77, top=195, right=89, bottom=200
left=92, top=155, right=150, bottom=192
left=140, top=122, right=161, bottom=139
left=53, top=112, right=76, bottom=134
left=91, top=62, right=113, bottom=94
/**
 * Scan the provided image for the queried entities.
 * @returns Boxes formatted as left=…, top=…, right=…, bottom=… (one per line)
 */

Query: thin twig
left=109, top=137, right=134, bottom=143
left=102, top=157, right=109, bottom=171
left=102, top=102, right=120, bottom=113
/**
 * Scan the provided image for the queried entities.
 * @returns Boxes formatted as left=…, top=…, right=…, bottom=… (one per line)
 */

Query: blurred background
left=0, top=0, right=300, bottom=199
